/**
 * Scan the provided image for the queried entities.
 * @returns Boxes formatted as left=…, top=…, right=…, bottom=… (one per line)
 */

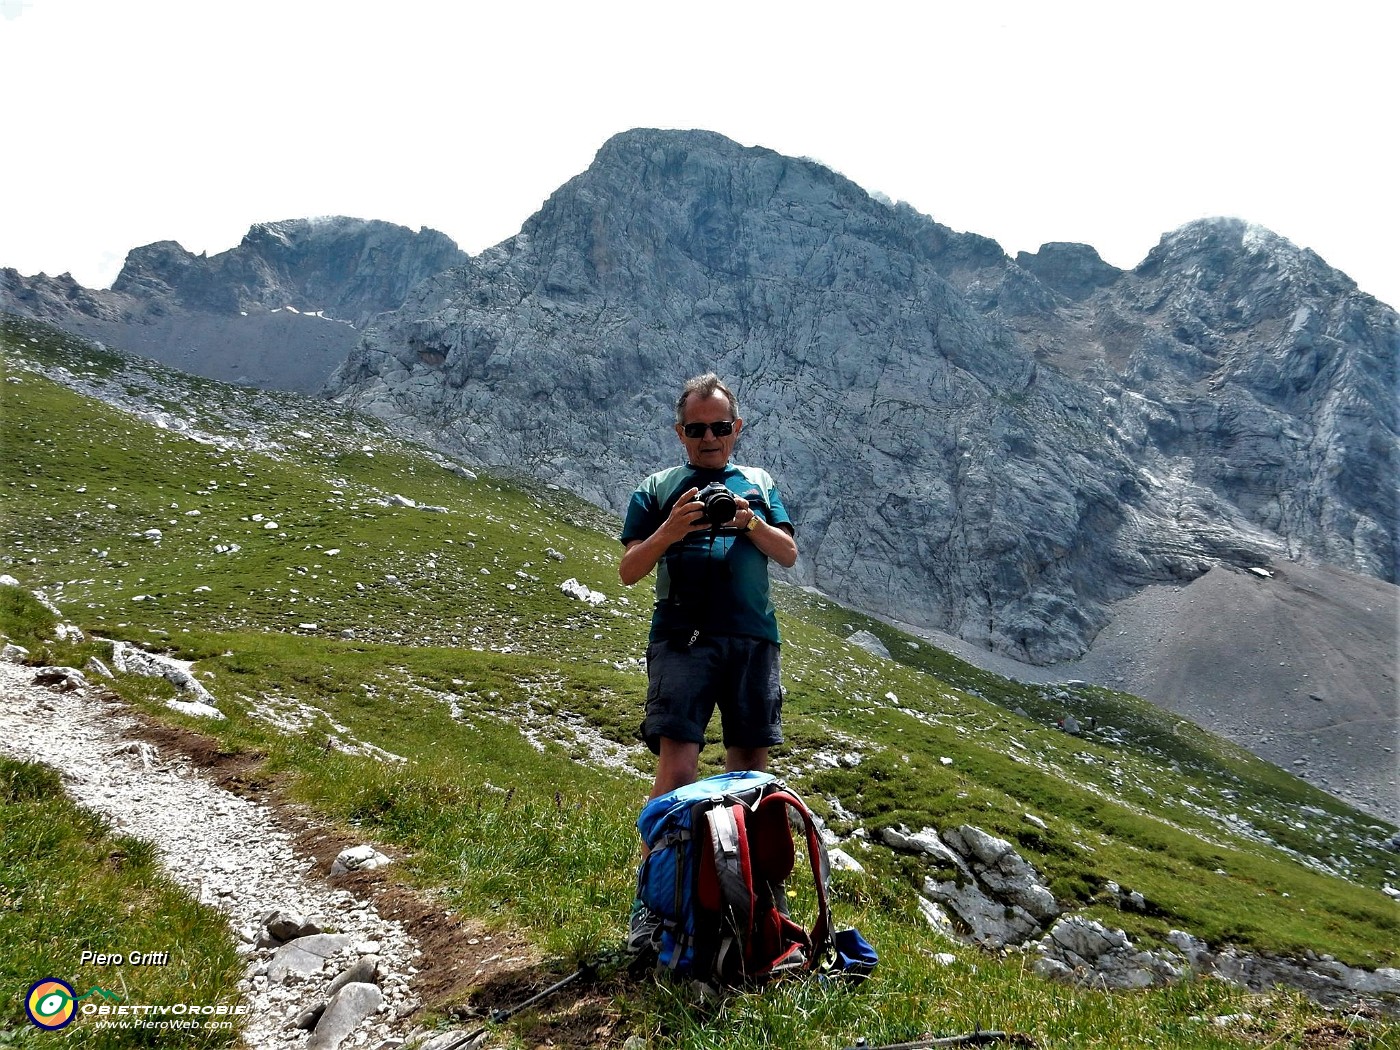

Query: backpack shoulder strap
left=754, top=790, right=833, bottom=966
left=702, top=803, right=755, bottom=931
left=695, top=802, right=757, bottom=981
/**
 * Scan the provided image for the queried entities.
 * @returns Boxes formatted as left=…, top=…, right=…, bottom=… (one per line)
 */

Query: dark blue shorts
left=641, top=633, right=783, bottom=754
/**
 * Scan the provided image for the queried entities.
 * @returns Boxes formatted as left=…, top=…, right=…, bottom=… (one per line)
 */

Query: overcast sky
left=3, top=0, right=1396, bottom=308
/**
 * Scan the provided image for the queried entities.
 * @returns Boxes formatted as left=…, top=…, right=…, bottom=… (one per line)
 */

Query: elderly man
left=619, top=372, right=798, bottom=799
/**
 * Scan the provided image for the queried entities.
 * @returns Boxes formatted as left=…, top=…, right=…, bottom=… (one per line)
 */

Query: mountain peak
left=1136, top=217, right=1356, bottom=296
left=105, top=217, right=468, bottom=323
left=3, top=216, right=470, bottom=395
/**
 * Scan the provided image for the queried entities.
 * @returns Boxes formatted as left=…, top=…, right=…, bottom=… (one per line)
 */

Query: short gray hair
left=675, top=373, right=739, bottom=424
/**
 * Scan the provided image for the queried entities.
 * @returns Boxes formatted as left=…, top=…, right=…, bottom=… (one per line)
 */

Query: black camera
left=696, top=482, right=737, bottom=526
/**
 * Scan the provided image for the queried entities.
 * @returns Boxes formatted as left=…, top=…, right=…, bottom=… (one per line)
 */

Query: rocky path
left=1, top=660, right=429, bottom=1049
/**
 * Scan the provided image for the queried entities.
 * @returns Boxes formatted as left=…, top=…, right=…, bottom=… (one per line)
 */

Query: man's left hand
left=731, top=498, right=798, bottom=567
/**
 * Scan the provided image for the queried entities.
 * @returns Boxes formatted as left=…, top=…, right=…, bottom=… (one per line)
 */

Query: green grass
left=3, top=313, right=1398, bottom=1048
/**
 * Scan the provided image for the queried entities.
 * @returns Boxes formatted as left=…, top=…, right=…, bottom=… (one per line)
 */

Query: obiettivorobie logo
left=24, top=979, right=121, bottom=1030
left=23, top=977, right=247, bottom=1033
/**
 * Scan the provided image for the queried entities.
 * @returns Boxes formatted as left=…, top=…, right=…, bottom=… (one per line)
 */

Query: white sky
left=2, top=0, right=1397, bottom=308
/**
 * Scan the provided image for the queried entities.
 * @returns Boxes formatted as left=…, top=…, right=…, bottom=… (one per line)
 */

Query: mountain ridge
left=1, top=217, right=467, bottom=393
left=323, top=128, right=1396, bottom=658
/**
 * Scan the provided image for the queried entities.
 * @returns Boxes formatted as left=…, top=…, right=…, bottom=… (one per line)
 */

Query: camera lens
left=698, top=483, right=736, bottom=526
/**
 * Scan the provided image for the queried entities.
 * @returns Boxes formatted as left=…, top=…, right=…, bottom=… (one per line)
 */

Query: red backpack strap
left=748, top=793, right=796, bottom=882
left=753, top=791, right=833, bottom=968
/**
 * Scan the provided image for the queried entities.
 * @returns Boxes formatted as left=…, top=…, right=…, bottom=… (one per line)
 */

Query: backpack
left=635, top=770, right=875, bottom=986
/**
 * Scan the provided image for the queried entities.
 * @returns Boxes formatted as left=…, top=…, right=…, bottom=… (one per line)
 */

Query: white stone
left=560, top=578, right=606, bottom=605
left=828, top=849, right=865, bottom=873
left=167, top=698, right=225, bottom=719
left=2, top=643, right=31, bottom=664
left=331, top=845, right=392, bottom=876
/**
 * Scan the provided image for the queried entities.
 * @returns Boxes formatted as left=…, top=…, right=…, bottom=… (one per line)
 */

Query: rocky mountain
left=323, top=129, right=1397, bottom=669
left=1, top=218, right=467, bottom=393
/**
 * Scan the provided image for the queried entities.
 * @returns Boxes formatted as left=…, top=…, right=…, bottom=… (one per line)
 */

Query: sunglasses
left=681, top=420, right=735, bottom=439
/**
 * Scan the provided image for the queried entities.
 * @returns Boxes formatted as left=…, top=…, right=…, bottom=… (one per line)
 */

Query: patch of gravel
left=0, top=660, right=423, bottom=1048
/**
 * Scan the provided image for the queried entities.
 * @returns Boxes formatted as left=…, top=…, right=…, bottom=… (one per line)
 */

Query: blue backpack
left=635, top=770, right=876, bottom=986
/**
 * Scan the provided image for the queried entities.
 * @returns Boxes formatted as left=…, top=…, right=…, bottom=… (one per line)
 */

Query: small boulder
left=307, top=982, right=384, bottom=1050
left=326, top=956, right=380, bottom=997
left=845, top=630, right=890, bottom=659
left=330, top=844, right=392, bottom=876
left=260, top=909, right=322, bottom=946
left=268, top=934, right=353, bottom=983
left=560, top=578, right=606, bottom=605
left=33, top=666, right=86, bottom=692
left=880, top=825, right=965, bottom=870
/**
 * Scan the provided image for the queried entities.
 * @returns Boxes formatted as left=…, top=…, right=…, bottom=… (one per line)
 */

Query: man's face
left=676, top=391, right=742, bottom=469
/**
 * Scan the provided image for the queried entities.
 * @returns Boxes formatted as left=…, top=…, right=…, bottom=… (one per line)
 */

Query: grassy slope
left=2, top=314, right=1397, bottom=1048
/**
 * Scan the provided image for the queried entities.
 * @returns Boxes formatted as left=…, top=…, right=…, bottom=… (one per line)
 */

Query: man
left=619, top=373, right=798, bottom=799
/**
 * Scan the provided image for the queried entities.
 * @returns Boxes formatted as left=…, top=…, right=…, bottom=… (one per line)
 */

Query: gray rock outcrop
left=883, top=823, right=1061, bottom=947
left=322, top=128, right=1396, bottom=665
left=109, top=640, right=223, bottom=719
left=888, top=822, right=1399, bottom=1011
left=1034, top=916, right=1185, bottom=989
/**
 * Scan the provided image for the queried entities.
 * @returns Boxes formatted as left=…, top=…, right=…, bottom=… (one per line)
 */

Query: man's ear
left=733, top=417, right=744, bottom=437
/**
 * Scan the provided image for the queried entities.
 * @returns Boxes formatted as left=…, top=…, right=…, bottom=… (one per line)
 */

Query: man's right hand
left=619, top=487, right=711, bottom=586
left=658, top=487, right=711, bottom=544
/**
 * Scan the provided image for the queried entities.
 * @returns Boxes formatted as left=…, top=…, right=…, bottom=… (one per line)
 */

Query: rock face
left=2, top=218, right=467, bottom=393
left=324, top=128, right=1397, bottom=664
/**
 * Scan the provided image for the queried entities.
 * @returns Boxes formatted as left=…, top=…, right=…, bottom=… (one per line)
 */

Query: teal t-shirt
left=620, top=463, right=793, bottom=644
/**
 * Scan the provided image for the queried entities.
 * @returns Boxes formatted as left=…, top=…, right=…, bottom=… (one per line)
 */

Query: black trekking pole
left=429, top=961, right=600, bottom=1050
left=489, top=961, right=596, bottom=1023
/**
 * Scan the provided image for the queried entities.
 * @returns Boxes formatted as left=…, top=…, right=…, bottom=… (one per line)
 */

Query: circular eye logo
left=26, top=978, right=77, bottom=1030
